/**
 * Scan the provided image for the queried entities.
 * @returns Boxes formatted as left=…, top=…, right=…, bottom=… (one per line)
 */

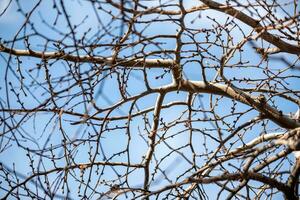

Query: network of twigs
left=0, top=0, right=300, bottom=199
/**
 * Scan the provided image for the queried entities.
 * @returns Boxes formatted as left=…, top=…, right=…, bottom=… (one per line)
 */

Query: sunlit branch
left=0, top=44, right=175, bottom=68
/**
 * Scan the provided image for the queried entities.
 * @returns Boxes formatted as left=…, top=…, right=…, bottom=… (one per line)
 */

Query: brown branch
left=143, top=92, right=165, bottom=193
left=3, top=79, right=298, bottom=130
left=3, top=161, right=143, bottom=199
left=199, top=0, right=300, bottom=55
left=287, top=158, right=300, bottom=197
left=179, top=80, right=300, bottom=129
left=105, top=0, right=210, bottom=15
left=145, top=172, right=296, bottom=199
left=0, top=43, right=175, bottom=68
left=0, top=101, right=187, bottom=122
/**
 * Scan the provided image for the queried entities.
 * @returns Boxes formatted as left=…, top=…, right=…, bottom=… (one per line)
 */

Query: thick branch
left=143, top=93, right=165, bottom=192
left=287, top=158, right=300, bottom=197
left=0, top=44, right=175, bottom=68
left=3, top=80, right=299, bottom=130
left=180, top=80, right=300, bottom=129
left=146, top=172, right=297, bottom=200
left=199, top=0, right=300, bottom=55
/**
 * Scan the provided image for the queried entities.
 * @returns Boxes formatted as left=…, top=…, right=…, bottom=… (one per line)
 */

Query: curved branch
left=199, top=0, right=300, bottom=55
left=2, top=80, right=299, bottom=130
left=146, top=171, right=297, bottom=200
left=180, top=80, right=300, bottom=129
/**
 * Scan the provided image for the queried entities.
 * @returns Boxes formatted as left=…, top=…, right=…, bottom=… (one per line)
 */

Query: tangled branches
left=0, top=0, right=300, bottom=199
